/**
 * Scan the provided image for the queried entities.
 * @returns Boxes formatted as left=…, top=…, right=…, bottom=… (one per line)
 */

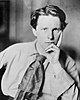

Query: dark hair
left=30, top=5, right=67, bottom=31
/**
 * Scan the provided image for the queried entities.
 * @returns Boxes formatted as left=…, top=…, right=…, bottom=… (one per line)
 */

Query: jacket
left=0, top=40, right=79, bottom=99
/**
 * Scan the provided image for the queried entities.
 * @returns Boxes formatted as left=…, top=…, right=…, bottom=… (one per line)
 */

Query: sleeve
left=0, top=44, right=19, bottom=69
left=65, top=56, right=80, bottom=89
left=0, top=49, right=8, bottom=69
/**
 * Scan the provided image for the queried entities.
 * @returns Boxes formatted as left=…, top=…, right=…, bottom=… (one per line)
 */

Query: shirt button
left=54, top=74, right=56, bottom=78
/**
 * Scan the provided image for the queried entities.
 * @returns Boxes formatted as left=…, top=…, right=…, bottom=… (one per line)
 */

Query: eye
left=53, top=28, right=59, bottom=31
left=53, top=28, right=57, bottom=30
left=52, top=28, right=61, bottom=33
left=43, top=28, right=48, bottom=30
left=41, top=28, right=48, bottom=32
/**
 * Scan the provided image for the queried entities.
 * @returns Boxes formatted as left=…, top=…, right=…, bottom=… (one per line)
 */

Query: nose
left=48, top=30, right=54, bottom=40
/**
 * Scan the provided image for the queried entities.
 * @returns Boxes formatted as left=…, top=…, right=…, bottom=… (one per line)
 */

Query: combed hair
left=30, top=5, right=67, bottom=31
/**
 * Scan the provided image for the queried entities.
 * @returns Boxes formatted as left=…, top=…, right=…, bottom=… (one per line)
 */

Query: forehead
left=37, top=15, right=60, bottom=29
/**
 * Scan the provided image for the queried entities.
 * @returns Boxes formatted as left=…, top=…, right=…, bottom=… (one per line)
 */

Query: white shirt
left=0, top=40, right=79, bottom=100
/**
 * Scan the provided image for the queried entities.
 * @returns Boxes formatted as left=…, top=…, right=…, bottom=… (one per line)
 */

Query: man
left=0, top=5, right=80, bottom=100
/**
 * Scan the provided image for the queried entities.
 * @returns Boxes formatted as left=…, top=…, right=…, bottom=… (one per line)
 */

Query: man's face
left=33, top=15, right=62, bottom=50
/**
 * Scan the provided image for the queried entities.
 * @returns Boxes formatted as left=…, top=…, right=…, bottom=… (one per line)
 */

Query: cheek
left=38, top=31, right=47, bottom=40
left=38, top=35, right=46, bottom=43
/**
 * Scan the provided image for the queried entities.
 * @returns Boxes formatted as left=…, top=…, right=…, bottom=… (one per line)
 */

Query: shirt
left=0, top=40, right=79, bottom=99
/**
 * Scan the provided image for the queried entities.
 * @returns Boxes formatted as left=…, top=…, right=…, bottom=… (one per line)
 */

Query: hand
left=45, top=43, right=60, bottom=64
left=45, top=33, right=62, bottom=64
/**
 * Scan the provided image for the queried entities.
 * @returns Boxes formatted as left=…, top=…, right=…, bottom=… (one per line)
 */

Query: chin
left=40, top=42, right=50, bottom=49
left=43, top=44, right=49, bottom=49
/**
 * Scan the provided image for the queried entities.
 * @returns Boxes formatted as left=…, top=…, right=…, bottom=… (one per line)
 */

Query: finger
left=57, top=32, right=62, bottom=47
left=45, top=47, right=59, bottom=54
left=45, top=48, right=55, bottom=53
left=45, top=43, right=57, bottom=51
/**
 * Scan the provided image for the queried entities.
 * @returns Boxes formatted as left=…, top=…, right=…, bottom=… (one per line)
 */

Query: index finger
left=57, top=32, right=62, bottom=47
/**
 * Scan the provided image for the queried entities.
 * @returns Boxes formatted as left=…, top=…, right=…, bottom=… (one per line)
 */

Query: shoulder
left=1, top=41, right=34, bottom=54
left=0, top=41, right=35, bottom=61
left=0, top=41, right=36, bottom=69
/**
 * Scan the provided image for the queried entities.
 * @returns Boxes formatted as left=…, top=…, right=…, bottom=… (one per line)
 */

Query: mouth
left=46, top=41, right=56, bottom=44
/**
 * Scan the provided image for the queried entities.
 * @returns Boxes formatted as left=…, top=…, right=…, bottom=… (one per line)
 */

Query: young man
left=0, top=5, right=80, bottom=100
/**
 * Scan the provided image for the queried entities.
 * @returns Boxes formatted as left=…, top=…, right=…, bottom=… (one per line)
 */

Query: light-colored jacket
left=0, top=40, right=79, bottom=99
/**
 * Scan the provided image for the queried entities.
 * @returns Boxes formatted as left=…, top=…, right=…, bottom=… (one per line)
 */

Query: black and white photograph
left=0, top=0, right=80, bottom=100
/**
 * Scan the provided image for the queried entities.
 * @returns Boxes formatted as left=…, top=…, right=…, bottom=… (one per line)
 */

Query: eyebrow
left=41, top=27, right=48, bottom=30
left=41, top=27, right=60, bottom=30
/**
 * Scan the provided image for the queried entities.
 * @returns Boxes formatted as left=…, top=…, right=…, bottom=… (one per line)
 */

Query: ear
left=32, top=28, right=37, bottom=37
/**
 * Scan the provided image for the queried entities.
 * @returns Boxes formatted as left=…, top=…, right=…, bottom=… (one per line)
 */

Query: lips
left=46, top=41, right=54, bottom=43
left=46, top=41, right=55, bottom=44
left=45, top=41, right=57, bottom=45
